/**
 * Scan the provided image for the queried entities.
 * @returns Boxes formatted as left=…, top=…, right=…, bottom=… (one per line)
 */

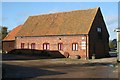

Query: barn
left=2, top=25, right=22, bottom=53
left=15, top=7, right=109, bottom=59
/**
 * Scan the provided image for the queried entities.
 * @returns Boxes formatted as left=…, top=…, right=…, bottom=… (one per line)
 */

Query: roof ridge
left=87, top=7, right=100, bottom=34
left=30, top=7, right=99, bottom=17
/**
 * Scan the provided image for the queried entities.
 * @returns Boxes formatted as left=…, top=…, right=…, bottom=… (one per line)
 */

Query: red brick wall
left=2, top=41, right=15, bottom=53
left=16, top=35, right=89, bottom=59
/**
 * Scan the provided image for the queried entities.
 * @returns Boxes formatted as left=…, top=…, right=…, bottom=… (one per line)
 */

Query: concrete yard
left=2, top=53, right=119, bottom=79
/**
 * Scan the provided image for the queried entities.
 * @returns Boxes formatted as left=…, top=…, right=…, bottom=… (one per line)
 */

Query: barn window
left=58, top=43, right=63, bottom=50
left=43, top=43, right=50, bottom=50
left=31, top=43, right=36, bottom=49
left=97, top=27, right=102, bottom=39
left=97, top=27, right=102, bottom=32
left=21, top=43, right=25, bottom=49
left=72, top=43, right=78, bottom=51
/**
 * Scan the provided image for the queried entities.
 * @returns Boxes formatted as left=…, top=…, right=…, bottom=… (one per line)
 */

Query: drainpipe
left=85, top=35, right=88, bottom=60
left=114, top=28, right=120, bottom=62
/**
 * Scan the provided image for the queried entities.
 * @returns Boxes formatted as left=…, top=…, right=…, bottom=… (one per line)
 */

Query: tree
left=119, top=33, right=120, bottom=41
left=109, top=40, right=114, bottom=49
left=109, top=39, right=117, bottom=50
left=112, top=39, right=117, bottom=48
left=1, top=26, right=8, bottom=39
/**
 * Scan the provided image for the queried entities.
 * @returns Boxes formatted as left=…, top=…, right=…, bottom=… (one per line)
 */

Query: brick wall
left=16, top=35, right=89, bottom=59
left=2, top=41, right=15, bottom=53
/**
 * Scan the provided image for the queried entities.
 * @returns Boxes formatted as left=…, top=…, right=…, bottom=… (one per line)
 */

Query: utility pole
left=114, top=28, right=120, bottom=62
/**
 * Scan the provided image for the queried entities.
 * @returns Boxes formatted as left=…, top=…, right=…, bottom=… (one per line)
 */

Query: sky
left=2, top=2, right=118, bottom=40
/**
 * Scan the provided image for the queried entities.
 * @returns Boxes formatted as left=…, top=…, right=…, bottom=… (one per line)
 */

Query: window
left=97, top=27, right=102, bottom=39
left=72, top=43, right=78, bottom=51
left=31, top=43, right=36, bottom=49
left=58, top=43, right=63, bottom=50
left=97, top=27, right=102, bottom=32
left=21, top=43, right=25, bottom=49
left=43, top=43, right=50, bottom=50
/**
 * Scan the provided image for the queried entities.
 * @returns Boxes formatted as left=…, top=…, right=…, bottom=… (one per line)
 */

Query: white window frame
left=58, top=43, right=63, bottom=50
left=43, top=43, right=50, bottom=50
left=72, top=43, right=78, bottom=51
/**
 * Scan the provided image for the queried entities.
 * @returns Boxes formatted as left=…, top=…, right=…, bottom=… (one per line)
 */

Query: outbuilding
left=2, top=25, right=22, bottom=53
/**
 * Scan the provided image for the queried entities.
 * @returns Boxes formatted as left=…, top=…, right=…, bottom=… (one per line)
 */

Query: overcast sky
left=2, top=2, right=118, bottom=40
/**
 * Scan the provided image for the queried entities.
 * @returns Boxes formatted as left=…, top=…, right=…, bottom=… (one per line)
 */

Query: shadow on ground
left=2, top=63, right=65, bottom=79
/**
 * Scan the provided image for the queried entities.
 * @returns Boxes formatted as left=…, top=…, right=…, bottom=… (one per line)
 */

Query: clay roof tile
left=16, top=7, right=99, bottom=37
left=3, top=25, right=22, bottom=41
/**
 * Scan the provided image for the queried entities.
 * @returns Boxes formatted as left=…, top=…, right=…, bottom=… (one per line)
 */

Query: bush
left=40, top=50, right=51, bottom=57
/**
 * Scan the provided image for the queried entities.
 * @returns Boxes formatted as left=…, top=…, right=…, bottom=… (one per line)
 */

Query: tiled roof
left=3, top=25, right=22, bottom=41
left=16, top=7, right=100, bottom=37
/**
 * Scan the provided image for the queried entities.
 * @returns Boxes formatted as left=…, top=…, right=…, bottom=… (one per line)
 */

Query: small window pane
left=47, top=44, right=50, bottom=50
left=21, top=43, right=25, bottom=49
left=72, top=43, right=78, bottom=51
left=97, top=28, right=101, bottom=32
left=58, top=43, right=63, bottom=50
left=43, top=44, right=46, bottom=50
left=72, top=44, right=75, bottom=50
left=76, top=44, right=78, bottom=50
left=43, top=43, right=50, bottom=50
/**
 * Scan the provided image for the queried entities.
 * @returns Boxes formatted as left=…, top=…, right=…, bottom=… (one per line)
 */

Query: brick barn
left=2, top=25, right=22, bottom=53
left=15, top=7, right=109, bottom=59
